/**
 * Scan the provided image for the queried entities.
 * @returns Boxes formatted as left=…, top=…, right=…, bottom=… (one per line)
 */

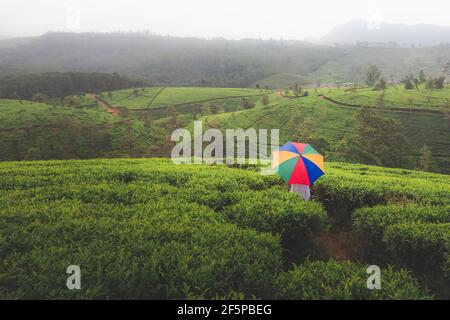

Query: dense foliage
left=1, top=32, right=449, bottom=87
left=0, top=158, right=441, bottom=299
left=0, top=72, right=142, bottom=100
left=276, top=260, right=432, bottom=300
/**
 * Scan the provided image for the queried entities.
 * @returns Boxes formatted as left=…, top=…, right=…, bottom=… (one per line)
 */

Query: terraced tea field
left=103, top=87, right=266, bottom=109
left=0, top=85, right=449, bottom=173
left=320, top=85, right=450, bottom=111
left=1, top=158, right=448, bottom=299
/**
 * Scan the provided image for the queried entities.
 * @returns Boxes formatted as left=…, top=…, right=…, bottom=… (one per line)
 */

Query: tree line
left=0, top=72, right=143, bottom=100
left=366, top=65, right=447, bottom=91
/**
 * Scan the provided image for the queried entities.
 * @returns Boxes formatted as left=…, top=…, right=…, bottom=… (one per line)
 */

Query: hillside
left=202, top=86, right=450, bottom=173
left=0, top=158, right=448, bottom=299
left=1, top=85, right=449, bottom=173
left=1, top=32, right=449, bottom=87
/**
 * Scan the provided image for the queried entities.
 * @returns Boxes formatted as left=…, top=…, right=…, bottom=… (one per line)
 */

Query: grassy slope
left=203, top=90, right=450, bottom=172
left=0, top=99, right=117, bottom=129
left=252, top=73, right=310, bottom=89
left=1, top=86, right=449, bottom=172
left=324, top=85, right=450, bottom=110
left=103, top=87, right=266, bottom=109
left=252, top=45, right=450, bottom=87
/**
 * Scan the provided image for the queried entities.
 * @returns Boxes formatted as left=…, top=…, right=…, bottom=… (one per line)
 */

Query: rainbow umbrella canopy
left=272, top=142, right=325, bottom=186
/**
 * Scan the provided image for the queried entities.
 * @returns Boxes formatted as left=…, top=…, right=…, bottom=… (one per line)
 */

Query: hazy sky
left=1, top=0, right=450, bottom=39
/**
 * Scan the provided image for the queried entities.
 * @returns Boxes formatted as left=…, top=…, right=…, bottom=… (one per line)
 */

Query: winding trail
left=315, top=232, right=353, bottom=261
left=91, top=94, right=120, bottom=116
left=146, top=87, right=166, bottom=108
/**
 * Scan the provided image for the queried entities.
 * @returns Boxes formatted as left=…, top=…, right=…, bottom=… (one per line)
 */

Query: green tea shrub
left=223, top=187, right=327, bottom=259
left=0, top=200, right=282, bottom=299
left=353, top=204, right=450, bottom=255
left=275, top=260, right=432, bottom=300
left=313, top=163, right=450, bottom=227
left=383, top=223, right=450, bottom=273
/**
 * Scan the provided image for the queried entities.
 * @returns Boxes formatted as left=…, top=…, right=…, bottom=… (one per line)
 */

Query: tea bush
left=383, top=223, right=450, bottom=274
left=353, top=204, right=450, bottom=249
left=275, top=260, right=432, bottom=300
left=1, top=158, right=447, bottom=299
left=314, top=162, right=450, bottom=227
left=0, top=199, right=282, bottom=299
left=223, top=187, right=327, bottom=258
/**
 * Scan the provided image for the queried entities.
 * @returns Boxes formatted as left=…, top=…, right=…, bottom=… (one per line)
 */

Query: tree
left=419, top=70, right=426, bottom=84
left=261, top=94, right=270, bottom=106
left=355, top=106, right=407, bottom=167
left=374, top=78, right=387, bottom=91
left=418, top=144, right=432, bottom=172
left=413, top=78, right=420, bottom=90
left=292, top=83, right=301, bottom=97
left=434, top=76, right=446, bottom=89
left=32, top=92, right=49, bottom=103
left=365, top=65, right=381, bottom=86
left=240, top=98, right=254, bottom=109
left=255, top=84, right=260, bottom=89
left=425, top=78, right=435, bottom=90
left=402, top=76, right=415, bottom=90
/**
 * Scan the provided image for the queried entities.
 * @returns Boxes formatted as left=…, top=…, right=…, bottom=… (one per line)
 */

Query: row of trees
left=0, top=72, right=143, bottom=100
left=366, top=65, right=447, bottom=91
left=402, top=72, right=446, bottom=90
left=294, top=104, right=434, bottom=171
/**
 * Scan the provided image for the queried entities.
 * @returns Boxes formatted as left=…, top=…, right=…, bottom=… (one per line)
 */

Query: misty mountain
left=0, top=32, right=448, bottom=87
left=322, top=20, right=450, bottom=47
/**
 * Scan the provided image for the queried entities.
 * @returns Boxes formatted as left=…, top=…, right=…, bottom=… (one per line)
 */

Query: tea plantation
left=0, top=158, right=448, bottom=299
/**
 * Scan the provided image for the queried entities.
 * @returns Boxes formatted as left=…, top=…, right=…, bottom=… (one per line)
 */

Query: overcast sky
left=1, top=0, right=450, bottom=39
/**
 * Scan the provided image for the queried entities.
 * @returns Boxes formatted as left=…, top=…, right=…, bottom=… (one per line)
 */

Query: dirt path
left=315, top=232, right=353, bottom=261
left=91, top=94, right=120, bottom=116
left=146, top=87, right=166, bottom=108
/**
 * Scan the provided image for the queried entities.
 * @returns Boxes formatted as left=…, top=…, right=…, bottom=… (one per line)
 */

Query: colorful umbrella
left=272, top=142, right=325, bottom=186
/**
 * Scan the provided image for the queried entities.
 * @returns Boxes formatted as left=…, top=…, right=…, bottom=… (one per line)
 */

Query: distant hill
left=322, top=21, right=450, bottom=47
left=0, top=32, right=449, bottom=87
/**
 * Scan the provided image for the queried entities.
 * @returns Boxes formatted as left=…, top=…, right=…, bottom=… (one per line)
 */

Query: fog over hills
left=0, top=30, right=449, bottom=87
left=322, top=20, right=450, bottom=47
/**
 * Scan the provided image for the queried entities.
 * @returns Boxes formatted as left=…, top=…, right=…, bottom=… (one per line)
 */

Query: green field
left=203, top=89, right=450, bottom=173
left=322, top=85, right=450, bottom=110
left=0, top=99, right=117, bottom=129
left=252, top=73, right=310, bottom=89
left=1, top=85, right=449, bottom=173
left=103, top=87, right=266, bottom=109
left=1, top=158, right=448, bottom=299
